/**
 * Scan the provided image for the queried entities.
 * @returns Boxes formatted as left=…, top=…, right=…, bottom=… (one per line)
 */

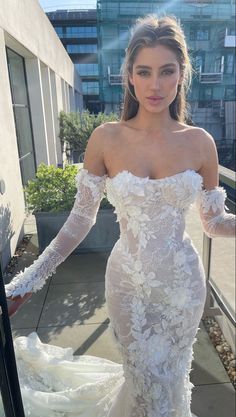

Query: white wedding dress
left=4, top=168, right=235, bottom=417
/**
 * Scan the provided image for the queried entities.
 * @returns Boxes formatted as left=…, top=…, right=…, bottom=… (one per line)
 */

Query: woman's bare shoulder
left=87, top=121, right=120, bottom=144
left=178, top=123, right=214, bottom=145
left=83, top=121, right=123, bottom=175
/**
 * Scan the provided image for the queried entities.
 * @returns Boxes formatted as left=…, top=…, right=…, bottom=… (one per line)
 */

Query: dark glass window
left=190, top=27, right=210, bottom=41
left=6, top=48, right=36, bottom=187
left=54, top=26, right=63, bottom=36
left=66, top=26, right=97, bottom=38
left=198, top=86, right=213, bottom=108
left=67, top=44, right=97, bottom=53
left=225, top=86, right=235, bottom=100
left=82, top=81, right=99, bottom=95
left=224, top=54, right=234, bottom=74
left=75, top=63, right=98, bottom=76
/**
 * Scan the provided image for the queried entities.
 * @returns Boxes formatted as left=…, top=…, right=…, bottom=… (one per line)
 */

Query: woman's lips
left=146, top=97, right=164, bottom=105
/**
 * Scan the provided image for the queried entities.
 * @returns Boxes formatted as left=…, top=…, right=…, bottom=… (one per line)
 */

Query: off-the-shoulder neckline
left=80, top=168, right=203, bottom=183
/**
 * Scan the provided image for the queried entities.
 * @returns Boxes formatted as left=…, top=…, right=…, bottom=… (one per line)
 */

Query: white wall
left=0, top=0, right=83, bottom=270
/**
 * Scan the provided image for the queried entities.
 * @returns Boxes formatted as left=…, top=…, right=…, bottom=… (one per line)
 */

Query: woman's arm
left=5, top=126, right=108, bottom=301
left=196, top=129, right=235, bottom=238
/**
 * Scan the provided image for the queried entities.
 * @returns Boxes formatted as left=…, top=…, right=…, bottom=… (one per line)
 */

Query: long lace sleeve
left=5, top=169, right=107, bottom=298
left=196, top=185, right=236, bottom=238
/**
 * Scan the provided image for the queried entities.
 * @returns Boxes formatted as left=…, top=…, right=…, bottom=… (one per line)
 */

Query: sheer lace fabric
left=5, top=169, right=107, bottom=298
left=4, top=168, right=235, bottom=417
left=196, top=186, right=235, bottom=238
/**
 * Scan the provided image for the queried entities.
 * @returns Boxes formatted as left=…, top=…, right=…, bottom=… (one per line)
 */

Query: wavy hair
left=120, top=15, right=193, bottom=124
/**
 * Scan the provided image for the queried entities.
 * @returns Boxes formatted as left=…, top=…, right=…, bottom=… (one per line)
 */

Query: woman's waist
left=119, top=229, right=188, bottom=250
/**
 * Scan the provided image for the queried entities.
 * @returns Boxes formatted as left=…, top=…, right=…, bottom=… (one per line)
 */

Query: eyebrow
left=135, top=63, right=177, bottom=70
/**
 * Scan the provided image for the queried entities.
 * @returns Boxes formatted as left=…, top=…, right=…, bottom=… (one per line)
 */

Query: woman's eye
left=162, top=70, right=174, bottom=75
left=137, top=71, right=150, bottom=76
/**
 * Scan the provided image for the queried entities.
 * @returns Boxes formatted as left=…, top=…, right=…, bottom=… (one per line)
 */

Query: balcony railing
left=199, top=72, right=223, bottom=83
left=202, top=165, right=235, bottom=329
left=107, top=66, right=122, bottom=85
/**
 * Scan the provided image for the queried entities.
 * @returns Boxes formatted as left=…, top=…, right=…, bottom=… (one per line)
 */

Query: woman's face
left=128, top=44, right=183, bottom=113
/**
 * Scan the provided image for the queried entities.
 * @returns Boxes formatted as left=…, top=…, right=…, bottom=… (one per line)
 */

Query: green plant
left=25, top=163, right=112, bottom=213
left=59, top=110, right=119, bottom=154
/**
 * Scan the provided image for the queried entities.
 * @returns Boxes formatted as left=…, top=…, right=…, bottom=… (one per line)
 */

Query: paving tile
left=51, top=252, right=110, bottom=284
left=192, top=382, right=235, bottom=417
left=12, top=328, right=36, bottom=338
left=191, top=322, right=230, bottom=385
left=38, top=282, right=108, bottom=327
left=37, top=323, right=123, bottom=364
left=10, top=283, right=49, bottom=330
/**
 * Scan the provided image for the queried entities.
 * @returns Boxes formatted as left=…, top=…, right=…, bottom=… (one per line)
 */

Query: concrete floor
left=6, top=209, right=236, bottom=417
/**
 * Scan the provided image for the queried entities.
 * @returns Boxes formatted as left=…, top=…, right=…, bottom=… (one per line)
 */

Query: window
left=228, top=27, right=236, bottom=36
left=198, top=86, right=213, bottom=108
left=215, top=55, right=223, bottom=73
left=224, top=54, right=234, bottom=74
left=66, top=26, right=97, bottom=38
left=82, top=81, right=99, bottom=95
left=119, top=26, right=130, bottom=48
left=75, top=63, right=98, bottom=76
left=225, top=86, right=235, bottom=100
left=195, top=55, right=204, bottom=72
left=190, top=27, right=210, bottom=41
left=55, top=27, right=64, bottom=37
left=67, top=44, right=97, bottom=53
left=6, top=48, right=36, bottom=186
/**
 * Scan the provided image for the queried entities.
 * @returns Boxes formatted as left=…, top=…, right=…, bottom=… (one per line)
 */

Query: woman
left=5, top=15, right=235, bottom=417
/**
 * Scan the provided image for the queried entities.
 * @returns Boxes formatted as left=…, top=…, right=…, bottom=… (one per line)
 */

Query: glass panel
left=225, top=54, right=234, bottom=74
left=75, top=63, right=98, bottom=76
left=6, top=49, right=28, bottom=105
left=67, top=44, right=97, bottom=53
left=20, top=153, right=36, bottom=187
left=82, top=81, right=99, bottom=95
left=6, top=47, right=36, bottom=185
left=0, top=394, right=6, bottom=417
left=14, top=107, right=34, bottom=158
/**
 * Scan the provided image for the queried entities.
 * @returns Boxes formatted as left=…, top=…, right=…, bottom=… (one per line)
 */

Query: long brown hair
left=121, top=15, right=193, bottom=124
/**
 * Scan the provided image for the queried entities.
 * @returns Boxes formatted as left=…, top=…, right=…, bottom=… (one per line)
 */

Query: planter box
left=35, top=209, right=120, bottom=254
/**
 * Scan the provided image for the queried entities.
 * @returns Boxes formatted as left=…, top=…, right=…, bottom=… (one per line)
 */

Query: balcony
left=108, top=66, right=122, bottom=85
left=199, top=72, right=223, bottom=83
left=224, top=29, right=236, bottom=48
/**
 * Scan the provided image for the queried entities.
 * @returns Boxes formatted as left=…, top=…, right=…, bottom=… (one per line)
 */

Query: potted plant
left=59, top=110, right=119, bottom=163
left=25, top=163, right=120, bottom=253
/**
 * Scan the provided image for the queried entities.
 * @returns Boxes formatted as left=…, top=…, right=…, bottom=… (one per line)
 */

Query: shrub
left=59, top=110, right=119, bottom=155
left=25, top=163, right=112, bottom=213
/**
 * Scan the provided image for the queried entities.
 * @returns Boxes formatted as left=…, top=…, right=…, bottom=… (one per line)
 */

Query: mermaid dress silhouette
left=4, top=168, right=235, bottom=417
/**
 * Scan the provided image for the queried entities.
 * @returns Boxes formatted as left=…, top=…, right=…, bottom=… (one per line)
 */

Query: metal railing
left=202, top=165, right=235, bottom=327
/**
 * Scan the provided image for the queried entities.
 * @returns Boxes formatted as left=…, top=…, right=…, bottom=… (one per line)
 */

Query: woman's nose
left=150, top=75, right=161, bottom=90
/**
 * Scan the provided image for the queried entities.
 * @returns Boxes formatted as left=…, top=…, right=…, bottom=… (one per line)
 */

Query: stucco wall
left=0, top=0, right=83, bottom=270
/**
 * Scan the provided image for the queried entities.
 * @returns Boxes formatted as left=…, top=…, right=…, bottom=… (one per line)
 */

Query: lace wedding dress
left=4, top=168, right=235, bottom=417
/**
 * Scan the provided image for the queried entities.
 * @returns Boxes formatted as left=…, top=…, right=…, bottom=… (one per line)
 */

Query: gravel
left=203, top=316, right=236, bottom=389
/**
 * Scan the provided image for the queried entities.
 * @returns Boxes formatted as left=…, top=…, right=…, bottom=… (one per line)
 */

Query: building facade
left=0, top=0, right=82, bottom=270
left=47, top=9, right=100, bottom=114
left=97, top=0, right=236, bottom=168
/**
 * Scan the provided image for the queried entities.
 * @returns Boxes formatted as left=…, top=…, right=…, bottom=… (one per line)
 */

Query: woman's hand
left=7, top=293, right=32, bottom=317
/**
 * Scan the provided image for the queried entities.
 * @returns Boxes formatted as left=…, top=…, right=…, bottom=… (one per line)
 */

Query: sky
left=39, top=0, right=97, bottom=12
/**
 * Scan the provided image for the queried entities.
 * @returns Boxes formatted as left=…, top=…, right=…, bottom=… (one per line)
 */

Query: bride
left=5, top=14, right=235, bottom=417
